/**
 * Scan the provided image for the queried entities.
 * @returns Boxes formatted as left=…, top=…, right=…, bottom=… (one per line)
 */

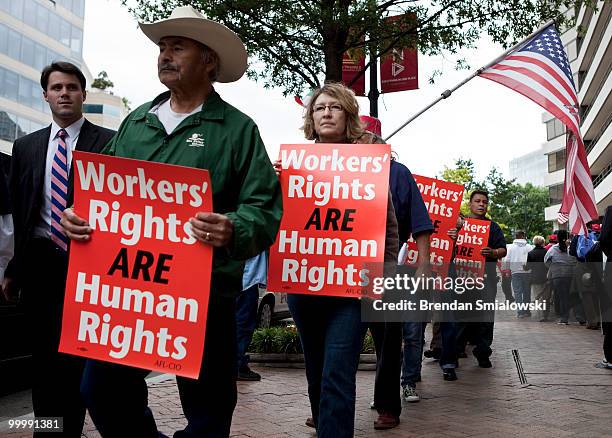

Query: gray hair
left=533, top=235, right=545, bottom=246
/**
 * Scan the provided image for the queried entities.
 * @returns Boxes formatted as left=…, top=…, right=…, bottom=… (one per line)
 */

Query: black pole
left=368, top=50, right=379, bottom=117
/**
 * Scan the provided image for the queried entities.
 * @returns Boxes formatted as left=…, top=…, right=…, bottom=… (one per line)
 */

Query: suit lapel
left=67, top=120, right=100, bottom=204
left=75, top=120, right=99, bottom=153
left=32, top=126, right=51, bottom=198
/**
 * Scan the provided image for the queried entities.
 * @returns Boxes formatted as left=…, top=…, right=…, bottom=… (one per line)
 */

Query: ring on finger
left=205, top=232, right=212, bottom=241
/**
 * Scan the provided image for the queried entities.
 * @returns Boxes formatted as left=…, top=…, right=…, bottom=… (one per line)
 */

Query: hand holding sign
left=189, top=212, right=234, bottom=247
left=480, top=247, right=496, bottom=258
left=61, top=207, right=93, bottom=241
left=273, top=159, right=282, bottom=177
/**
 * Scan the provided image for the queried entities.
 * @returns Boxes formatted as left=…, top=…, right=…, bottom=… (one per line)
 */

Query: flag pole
left=384, top=19, right=556, bottom=141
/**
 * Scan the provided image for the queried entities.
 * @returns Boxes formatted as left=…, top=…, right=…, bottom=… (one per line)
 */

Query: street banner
left=342, top=48, right=366, bottom=96
left=403, top=176, right=463, bottom=274
left=59, top=151, right=213, bottom=378
left=268, top=143, right=391, bottom=297
left=380, top=15, right=418, bottom=93
left=454, top=217, right=490, bottom=279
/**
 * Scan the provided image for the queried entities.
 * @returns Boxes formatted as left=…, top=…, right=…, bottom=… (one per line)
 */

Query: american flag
left=478, top=24, right=598, bottom=235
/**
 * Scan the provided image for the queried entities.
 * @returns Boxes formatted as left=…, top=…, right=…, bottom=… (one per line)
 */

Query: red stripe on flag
left=489, top=64, right=576, bottom=112
left=505, top=55, right=578, bottom=105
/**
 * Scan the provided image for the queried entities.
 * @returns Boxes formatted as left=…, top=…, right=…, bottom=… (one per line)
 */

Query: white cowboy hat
left=139, top=6, right=247, bottom=83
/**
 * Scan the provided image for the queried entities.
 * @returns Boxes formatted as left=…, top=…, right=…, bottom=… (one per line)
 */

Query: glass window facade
left=0, top=23, right=76, bottom=72
left=48, top=12, right=61, bottom=41
left=1, top=0, right=84, bottom=56
left=55, top=0, right=85, bottom=18
left=0, top=66, right=46, bottom=111
left=0, top=110, right=44, bottom=142
left=546, top=118, right=566, bottom=141
left=83, top=104, right=103, bottom=114
left=4, top=68, right=19, bottom=102
left=548, top=184, right=564, bottom=205
left=547, top=149, right=566, bottom=173
left=83, top=104, right=121, bottom=118
left=70, top=27, right=83, bottom=55
left=0, top=0, right=85, bottom=146
left=7, top=28, right=20, bottom=60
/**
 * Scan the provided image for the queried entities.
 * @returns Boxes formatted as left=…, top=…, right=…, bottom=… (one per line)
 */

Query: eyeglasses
left=313, top=103, right=343, bottom=113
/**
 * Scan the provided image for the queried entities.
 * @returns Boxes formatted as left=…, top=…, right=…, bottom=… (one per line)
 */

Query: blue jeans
left=288, top=294, right=366, bottom=438
left=511, top=273, right=531, bottom=315
left=236, top=284, right=259, bottom=369
left=401, top=322, right=425, bottom=387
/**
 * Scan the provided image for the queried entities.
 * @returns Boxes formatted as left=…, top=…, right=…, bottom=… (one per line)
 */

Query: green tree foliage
left=122, top=96, right=132, bottom=111
left=440, top=158, right=476, bottom=216
left=485, top=167, right=517, bottom=236
left=440, top=158, right=551, bottom=241
left=121, top=0, right=588, bottom=96
left=509, top=183, right=551, bottom=240
left=440, top=158, right=477, bottom=192
left=91, top=71, right=114, bottom=91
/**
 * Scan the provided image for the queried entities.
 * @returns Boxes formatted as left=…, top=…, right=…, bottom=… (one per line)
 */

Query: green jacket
left=103, top=90, right=282, bottom=297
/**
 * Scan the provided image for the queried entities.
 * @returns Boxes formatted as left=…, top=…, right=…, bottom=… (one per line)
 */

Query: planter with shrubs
left=247, top=325, right=376, bottom=370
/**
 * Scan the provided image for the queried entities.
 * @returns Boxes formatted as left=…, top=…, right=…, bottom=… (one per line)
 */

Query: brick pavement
left=84, top=313, right=612, bottom=438
left=3, top=310, right=611, bottom=437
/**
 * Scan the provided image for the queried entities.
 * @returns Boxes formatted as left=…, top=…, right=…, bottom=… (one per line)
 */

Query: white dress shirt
left=34, top=117, right=85, bottom=238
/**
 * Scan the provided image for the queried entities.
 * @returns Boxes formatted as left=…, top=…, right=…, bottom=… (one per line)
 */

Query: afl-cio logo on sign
left=155, top=359, right=183, bottom=371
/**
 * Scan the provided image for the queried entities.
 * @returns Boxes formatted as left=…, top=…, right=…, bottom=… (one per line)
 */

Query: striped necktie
left=50, top=128, right=69, bottom=252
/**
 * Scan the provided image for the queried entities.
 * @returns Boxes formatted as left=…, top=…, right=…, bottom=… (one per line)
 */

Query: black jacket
left=5, top=119, right=115, bottom=283
left=599, top=206, right=612, bottom=322
left=600, top=206, right=612, bottom=257
left=526, top=246, right=548, bottom=284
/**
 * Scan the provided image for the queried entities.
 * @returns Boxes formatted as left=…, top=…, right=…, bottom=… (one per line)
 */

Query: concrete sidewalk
left=3, top=314, right=611, bottom=437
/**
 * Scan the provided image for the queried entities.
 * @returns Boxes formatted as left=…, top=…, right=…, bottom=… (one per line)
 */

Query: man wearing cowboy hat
left=61, top=6, right=282, bottom=437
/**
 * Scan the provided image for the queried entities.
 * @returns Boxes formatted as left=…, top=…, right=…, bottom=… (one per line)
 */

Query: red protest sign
left=268, top=143, right=391, bottom=297
left=59, top=151, right=213, bottom=378
left=403, top=176, right=463, bottom=273
left=342, top=48, right=366, bottom=96
left=380, top=14, right=418, bottom=93
left=454, top=218, right=490, bottom=279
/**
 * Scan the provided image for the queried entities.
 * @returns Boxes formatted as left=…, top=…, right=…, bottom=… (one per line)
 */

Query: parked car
left=257, top=286, right=290, bottom=328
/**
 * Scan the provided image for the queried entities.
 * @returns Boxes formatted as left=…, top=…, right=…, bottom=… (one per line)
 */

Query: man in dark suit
left=2, top=61, right=114, bottom=437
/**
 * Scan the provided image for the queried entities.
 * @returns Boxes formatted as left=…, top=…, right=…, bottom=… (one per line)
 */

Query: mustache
left=158, top=63, right=178, bottom=73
